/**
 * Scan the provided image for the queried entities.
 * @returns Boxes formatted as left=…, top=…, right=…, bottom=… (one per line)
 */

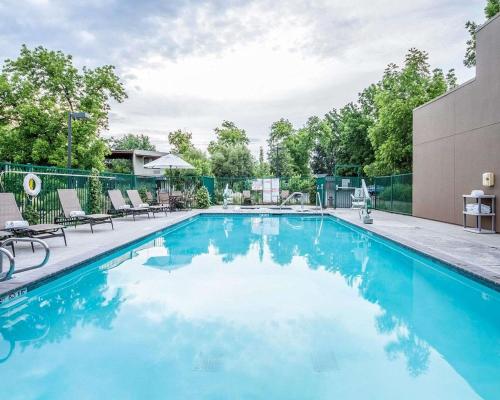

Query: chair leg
left=61, top=229, right=67, bottom=246
left=10, top=242, right=15, bottom=257
left=90, top=222, right=94, bottom=234
left=110, top=218, right=114, bottom=230
left=30, top=241, right=35, bottom=253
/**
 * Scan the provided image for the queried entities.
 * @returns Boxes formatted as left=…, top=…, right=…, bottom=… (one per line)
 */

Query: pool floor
left=0, top=215, right=499, bottom=399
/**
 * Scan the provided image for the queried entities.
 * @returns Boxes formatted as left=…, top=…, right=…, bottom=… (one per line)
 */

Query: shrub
left=195, top=186, right=211, bottom=209
left=22, top=201, right=39, bottom=225
left=138, top=187, right=148, bottom=203
left=88, top=168, right=103, bottom=214
left=379, top=183, right=412, bottom=202
left=309, top=181, right=317, bottom=205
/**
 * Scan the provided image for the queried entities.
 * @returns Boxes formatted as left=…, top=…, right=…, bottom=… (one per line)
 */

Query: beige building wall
left=413, top=14, right=500, bottom=232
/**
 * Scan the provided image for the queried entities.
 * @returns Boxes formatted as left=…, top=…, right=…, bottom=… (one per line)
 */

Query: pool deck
left=1, top=207, right=499, bottom=299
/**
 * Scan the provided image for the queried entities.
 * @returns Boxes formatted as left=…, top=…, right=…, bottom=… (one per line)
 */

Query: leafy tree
left=464, top=0, right=500, bottom=67
left=109, top=133, right=156, bottom=151
left=365, top=48, right=455, bottom=176
left=167, top=129, right=211, bottom=176
left=208, top=120, right=249, bottom=154
left=208, top=121, right=254, bottom=177
left=336, top=102, right=374, bottom=169
left=254, top=146, right=271, bottom=177
left=0, top=45, right=127, bottom=170
left=210, top=144, right=254, bottom=177
left=267, top=118, right=295, bottom=176
left=309, top=113, right=338, bottom=174
left=284, top=127, right=313, bottom=176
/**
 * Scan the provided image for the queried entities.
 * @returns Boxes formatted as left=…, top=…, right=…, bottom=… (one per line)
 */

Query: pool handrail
left=0, top=238, right=50, bottom=281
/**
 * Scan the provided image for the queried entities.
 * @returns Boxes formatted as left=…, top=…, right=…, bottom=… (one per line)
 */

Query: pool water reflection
left=0, top=215, right=499, bottom=399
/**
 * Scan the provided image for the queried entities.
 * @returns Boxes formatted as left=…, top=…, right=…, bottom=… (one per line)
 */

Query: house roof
left=106, top=150, right=167, bottom=159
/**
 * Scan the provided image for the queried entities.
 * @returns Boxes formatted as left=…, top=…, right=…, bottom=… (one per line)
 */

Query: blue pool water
left=0, top=215, right=499, bottom=399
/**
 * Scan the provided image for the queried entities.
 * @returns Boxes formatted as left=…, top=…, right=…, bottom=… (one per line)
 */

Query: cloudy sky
left=0, top=0, right=485, bottom=154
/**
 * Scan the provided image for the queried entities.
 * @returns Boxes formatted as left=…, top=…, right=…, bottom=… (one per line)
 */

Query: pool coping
left=1, top=209, right=498, bottom=302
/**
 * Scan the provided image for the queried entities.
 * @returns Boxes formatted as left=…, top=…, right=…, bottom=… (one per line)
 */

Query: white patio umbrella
left=144, top=153, right=195, bottom=194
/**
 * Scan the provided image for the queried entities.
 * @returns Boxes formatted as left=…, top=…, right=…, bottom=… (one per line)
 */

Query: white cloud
left=0, top=0, right=485, bottom=155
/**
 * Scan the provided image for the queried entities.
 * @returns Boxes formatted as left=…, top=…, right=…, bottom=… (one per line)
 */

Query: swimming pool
left=0, top=214, right=499, bottom=399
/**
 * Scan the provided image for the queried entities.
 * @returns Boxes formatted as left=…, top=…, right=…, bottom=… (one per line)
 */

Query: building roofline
left=413, top=78, right=476, bottom=112
left=476, top=11, right=500, bottom=33
left=109, top=149, right=167, bottom=157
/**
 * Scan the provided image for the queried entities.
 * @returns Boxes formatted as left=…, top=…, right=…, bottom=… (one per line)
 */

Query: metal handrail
left=0, top=238, right=50, bottom=281
left=0, top=247, right=15, bottom=282
left=280, top=192, right=304, bottom=208
left=316, top=191, right=324, bottom=216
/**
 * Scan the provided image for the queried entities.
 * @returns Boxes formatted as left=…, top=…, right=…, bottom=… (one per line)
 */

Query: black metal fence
left=0, top=162, right=413, bottom=221
left=0, top=163, right=205, bottom=224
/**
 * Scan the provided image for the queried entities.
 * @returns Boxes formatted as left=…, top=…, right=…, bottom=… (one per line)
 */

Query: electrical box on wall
left=482, top=172, right=495, bottom=187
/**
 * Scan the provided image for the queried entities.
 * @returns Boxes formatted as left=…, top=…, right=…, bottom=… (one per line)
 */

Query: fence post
left=390, top=175, right=394, bottom=212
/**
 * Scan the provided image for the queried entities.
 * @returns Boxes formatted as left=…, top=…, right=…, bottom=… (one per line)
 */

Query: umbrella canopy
left=143, top=153, right=194, bottom=170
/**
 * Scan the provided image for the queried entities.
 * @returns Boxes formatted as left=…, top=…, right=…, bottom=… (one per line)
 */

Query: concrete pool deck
left=0, top=207, right=499, bottom=299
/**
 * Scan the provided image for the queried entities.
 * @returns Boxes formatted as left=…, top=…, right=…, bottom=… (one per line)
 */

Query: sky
left=0, top=0, right=486, bottom=155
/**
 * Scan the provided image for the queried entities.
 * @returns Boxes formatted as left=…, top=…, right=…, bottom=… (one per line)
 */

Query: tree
left=210, top=144, right=254, bottom=177
left=254, top=146, right=271, bottom=177
left=365, top=48, right=455, bottom=176
left=267, top=118, right=295, bottom=176
left=0, top=45, right=127, bottom=170
left=283, top=124, right=314, bottom=177
left=208, top=120, right=249, bottom=154
left=464, top=0, right=500, bottom=67
left=167, top=129, right=211, bottom=176
left=336, top=102, right=374, bottom=169
left=208, top=121, right=254, bottom=177
left=109, top=133, right=156, bottom=151
left=309, top=113, right=339, bottom=174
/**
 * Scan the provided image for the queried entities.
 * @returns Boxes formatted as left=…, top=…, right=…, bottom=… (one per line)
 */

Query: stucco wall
left=413, top=14, right=500, bottom=231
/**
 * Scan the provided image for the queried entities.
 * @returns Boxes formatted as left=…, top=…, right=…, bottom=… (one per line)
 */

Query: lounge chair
left=126, top=190, right=168, bottom=217
left=56, top=189, right=114, bottom=233
left=0, top=193, right=67, bottom=249
left=242, top=190, right=252, bottom=205
left=280, top=190, right=290, bottom=203
left=108, top=190, right=150, bottom=221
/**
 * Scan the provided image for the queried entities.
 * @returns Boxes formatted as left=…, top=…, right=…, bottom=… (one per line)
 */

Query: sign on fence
left=263, top=178, right=279, bottom=203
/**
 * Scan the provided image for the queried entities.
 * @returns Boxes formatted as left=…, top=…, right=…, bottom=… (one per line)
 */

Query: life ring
left=23, top=173, right=42, bottom=197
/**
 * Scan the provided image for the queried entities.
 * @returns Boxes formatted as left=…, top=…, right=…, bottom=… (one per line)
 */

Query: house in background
left=413, top=13, right=500, bottom=232
left=105, top=149, right=167, bottom=176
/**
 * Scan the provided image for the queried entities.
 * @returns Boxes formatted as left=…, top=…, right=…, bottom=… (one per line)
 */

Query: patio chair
left=157, top=192, right=171, bottom=207
left=56, top=189, right=114, bottom=233
left=280, top=190, right=290, bottom=203
left=242, top=190, right=252, bottom=205
left=170, top=190, right=186, bottom=211
left=108, top=190, right=150, bottom=221
left=0, top=193, right=67, bottom=249
left=126, top=190, right=168, bottom=217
